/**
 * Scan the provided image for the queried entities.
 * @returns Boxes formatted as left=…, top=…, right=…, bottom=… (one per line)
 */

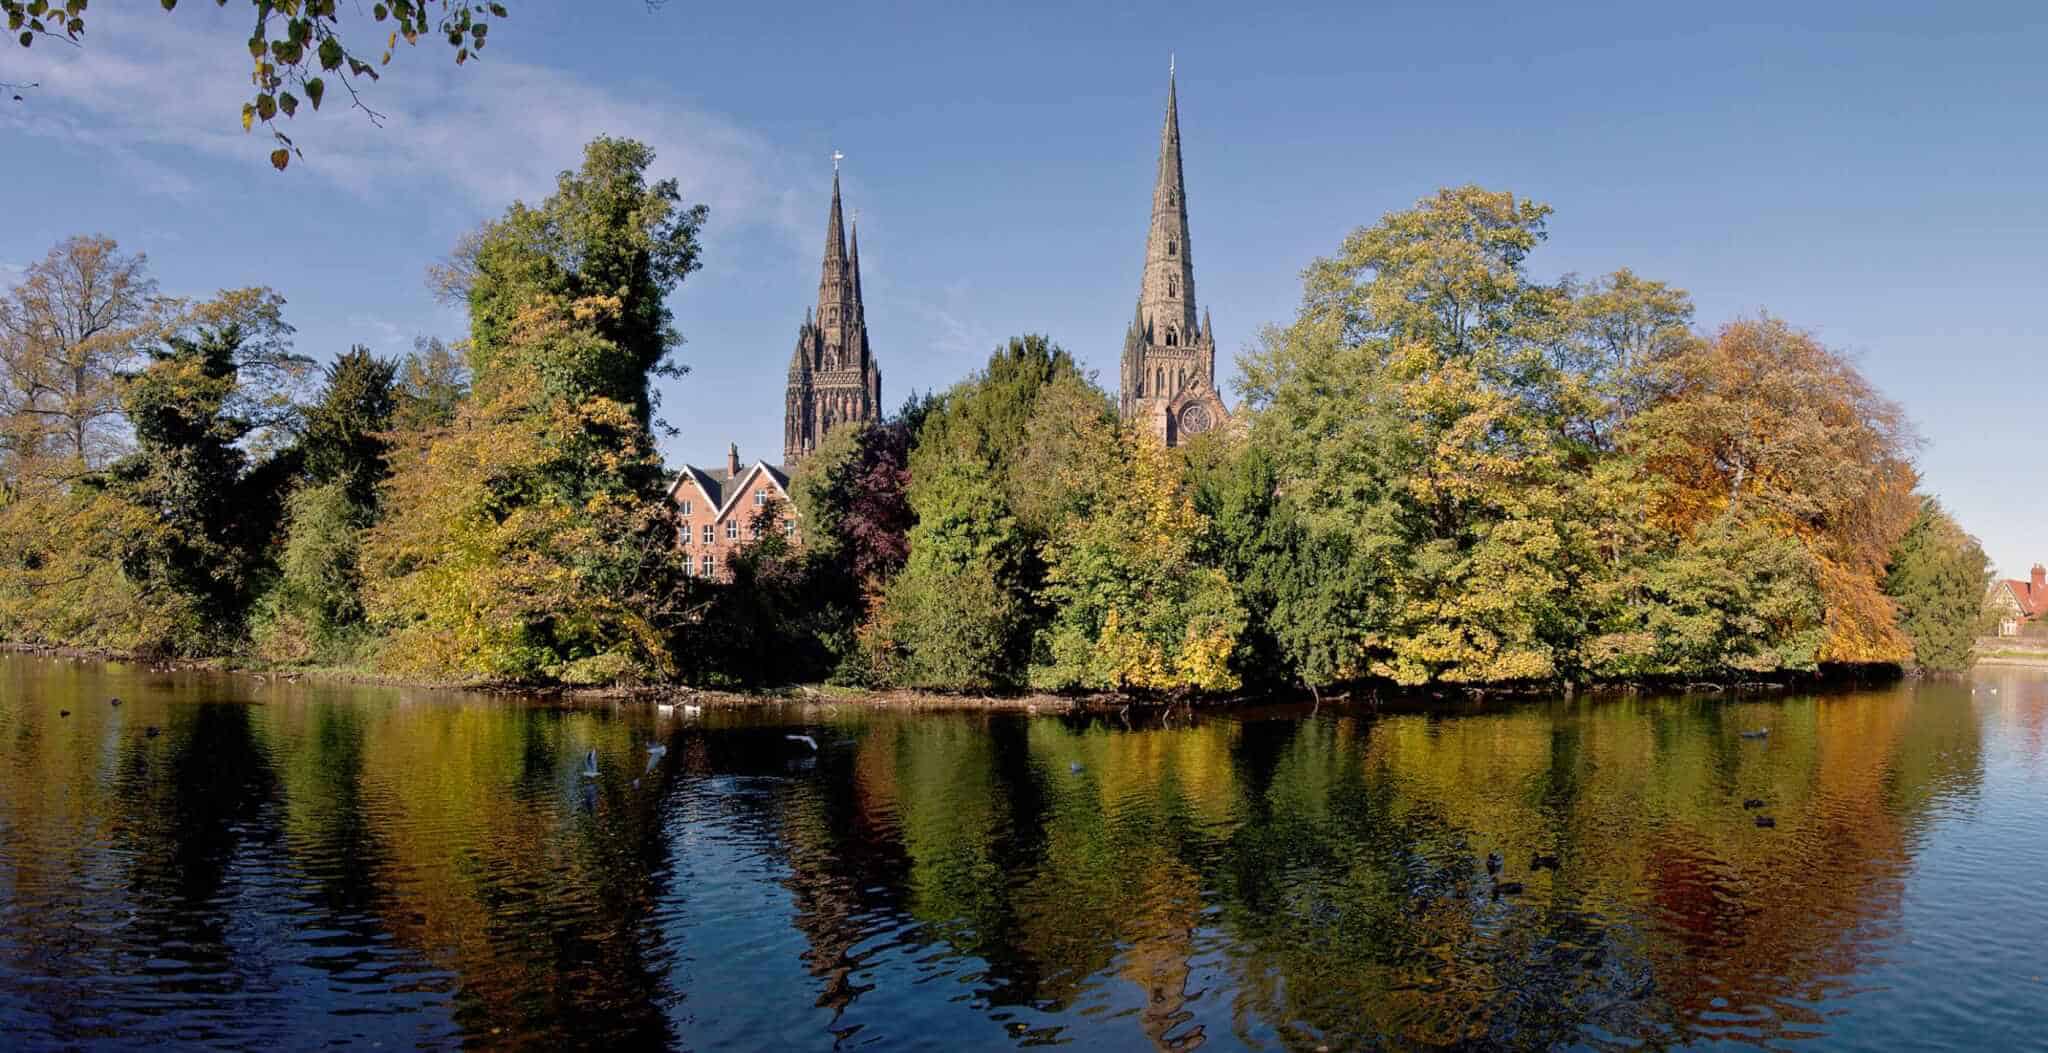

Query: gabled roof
left=668, top=460, right=793, bottom=520
left=1996, top=578, right=2047, bottom=619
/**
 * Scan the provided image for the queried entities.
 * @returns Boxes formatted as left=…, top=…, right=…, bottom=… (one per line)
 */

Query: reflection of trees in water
left=0, top=662, right=2004, bottom=1051
left=776, top=685, right=1989, bottom=1051
left=277, top=702, right=685, bottom=1048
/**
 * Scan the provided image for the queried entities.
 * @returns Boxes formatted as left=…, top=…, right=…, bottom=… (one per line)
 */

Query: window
left=754, top=490, right=767, bottom=508
left=1167, top=275, right=1177, bottom=299
left=701, top=524, right=713, bottom=544
left=1165, top=328, right=1178, bottom=347
left=726, top=520, right=738, bottom=540
left=679, top=499, right=692, bottom=516
left=680, top=523, right=691, bottom=546
left=783, top=519, right=796, bottom=537
left=1167, top=240, right=1177, bottom=257
left=700, top=554, right=714, bottom=576
left=1155, top=367, right=1164, bottom=393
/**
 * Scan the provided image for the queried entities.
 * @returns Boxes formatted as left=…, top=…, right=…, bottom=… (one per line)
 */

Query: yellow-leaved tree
left=1032, top=428, right=1246, bottom=693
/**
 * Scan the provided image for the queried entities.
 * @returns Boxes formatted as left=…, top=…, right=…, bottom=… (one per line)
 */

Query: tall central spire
left=1139, top=63, right=1197, bottom=347
left=1119, top=61, right=1227, bottom=446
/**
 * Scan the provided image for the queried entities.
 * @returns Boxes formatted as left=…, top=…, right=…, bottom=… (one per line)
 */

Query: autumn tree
left=365, top=137, right=704, bottom=684
left=1033, top=430, right=1245, bottom=692
left=0, top=235, right=174, bottom=474
left=1627, top=316, right=1920, bottom=664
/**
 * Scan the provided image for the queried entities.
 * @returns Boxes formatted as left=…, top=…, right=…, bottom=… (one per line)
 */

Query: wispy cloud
left=0, top=6, right=803, bottom=241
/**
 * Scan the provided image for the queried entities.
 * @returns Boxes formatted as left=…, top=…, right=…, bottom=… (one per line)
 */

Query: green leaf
left=488, top=2, right=506, bottom=16
left=305, top=76, right=323, bottom=110
left=317, top=35, right=341, bottom=69
left=255, top=92, right=275, bottom=121
left=372, top=2, right=385, bottom=19
left=279, top=91, right=297, bottom=118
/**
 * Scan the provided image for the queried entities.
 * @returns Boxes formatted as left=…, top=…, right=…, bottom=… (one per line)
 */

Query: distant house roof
left=1997, top=578, right=2047, bottom=619
left=669, top=459, right=793, bottom=520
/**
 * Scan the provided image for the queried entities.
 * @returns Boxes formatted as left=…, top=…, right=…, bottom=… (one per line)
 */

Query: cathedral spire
left=1139, top=59, right=1196, bottom=346
left=787, top=159, right=882, bottom=465
left=1118, top=61, right=1227, bottom=446
left=824, top=166, right=848, bottom=269
left=848, top=212, right=864, bottom=312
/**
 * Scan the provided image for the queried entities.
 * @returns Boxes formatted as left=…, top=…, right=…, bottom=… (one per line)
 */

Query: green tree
left=874, top=457, right=1031, bottom=690
left=100, top=305, right=309, bottom=651
left=299, top=346, right=398, bottom=510
left=1239, top=187, right=1582, bottom=687
left=1883, top=498, right=1990, bottom=674
left=866, top=336, right=1097, bottom=690
left=255, top=348, right=399, bottom=662
left=391, top=336, right=469, bottom=435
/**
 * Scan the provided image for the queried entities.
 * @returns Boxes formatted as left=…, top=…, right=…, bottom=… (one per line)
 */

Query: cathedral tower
left=1119, top=62, right=1227, bottom=446
left=785, top=163, right=883, bottom=464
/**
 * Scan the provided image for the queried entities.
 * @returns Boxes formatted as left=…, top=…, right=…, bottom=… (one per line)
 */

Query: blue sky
left=4, top=0, right=2042, bottom=577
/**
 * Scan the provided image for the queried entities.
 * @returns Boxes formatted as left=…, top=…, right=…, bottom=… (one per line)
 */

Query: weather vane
left=833, top=149, right=844, bottom=172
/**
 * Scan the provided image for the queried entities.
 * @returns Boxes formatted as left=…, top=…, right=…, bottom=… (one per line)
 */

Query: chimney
left=2033, top=563, right=2045, bottom=598
left=727, top=443, right=741, bottom=477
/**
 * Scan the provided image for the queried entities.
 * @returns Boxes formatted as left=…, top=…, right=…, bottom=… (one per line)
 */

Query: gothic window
left=1167, top=240, right=1177, bottom=257
left=1167, top=276, right=1177, bottom=299
left=1155, top=367, right=1164, bottom=393
left=1166, top=328, right=1178, bottom=347
left=1180, top=403, right=1214, bottom=436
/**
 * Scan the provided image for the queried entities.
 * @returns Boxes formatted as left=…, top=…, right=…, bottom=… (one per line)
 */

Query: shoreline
left=1, top=640, right=1934, bottom=714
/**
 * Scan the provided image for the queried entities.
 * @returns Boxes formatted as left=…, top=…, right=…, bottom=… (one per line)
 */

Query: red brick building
left=668, top=444, right=798, bottom=581
left=1987, top=564, right=2047, bottom=637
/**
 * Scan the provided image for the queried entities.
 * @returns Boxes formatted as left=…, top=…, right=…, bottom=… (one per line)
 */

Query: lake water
left=1, top=654, right=2043, bottom=1051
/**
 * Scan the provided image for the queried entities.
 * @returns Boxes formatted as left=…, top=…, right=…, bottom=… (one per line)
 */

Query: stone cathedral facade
left=1118, top=70, right=1229, bottom=446
left=784, top=169, right=883, bottom=465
